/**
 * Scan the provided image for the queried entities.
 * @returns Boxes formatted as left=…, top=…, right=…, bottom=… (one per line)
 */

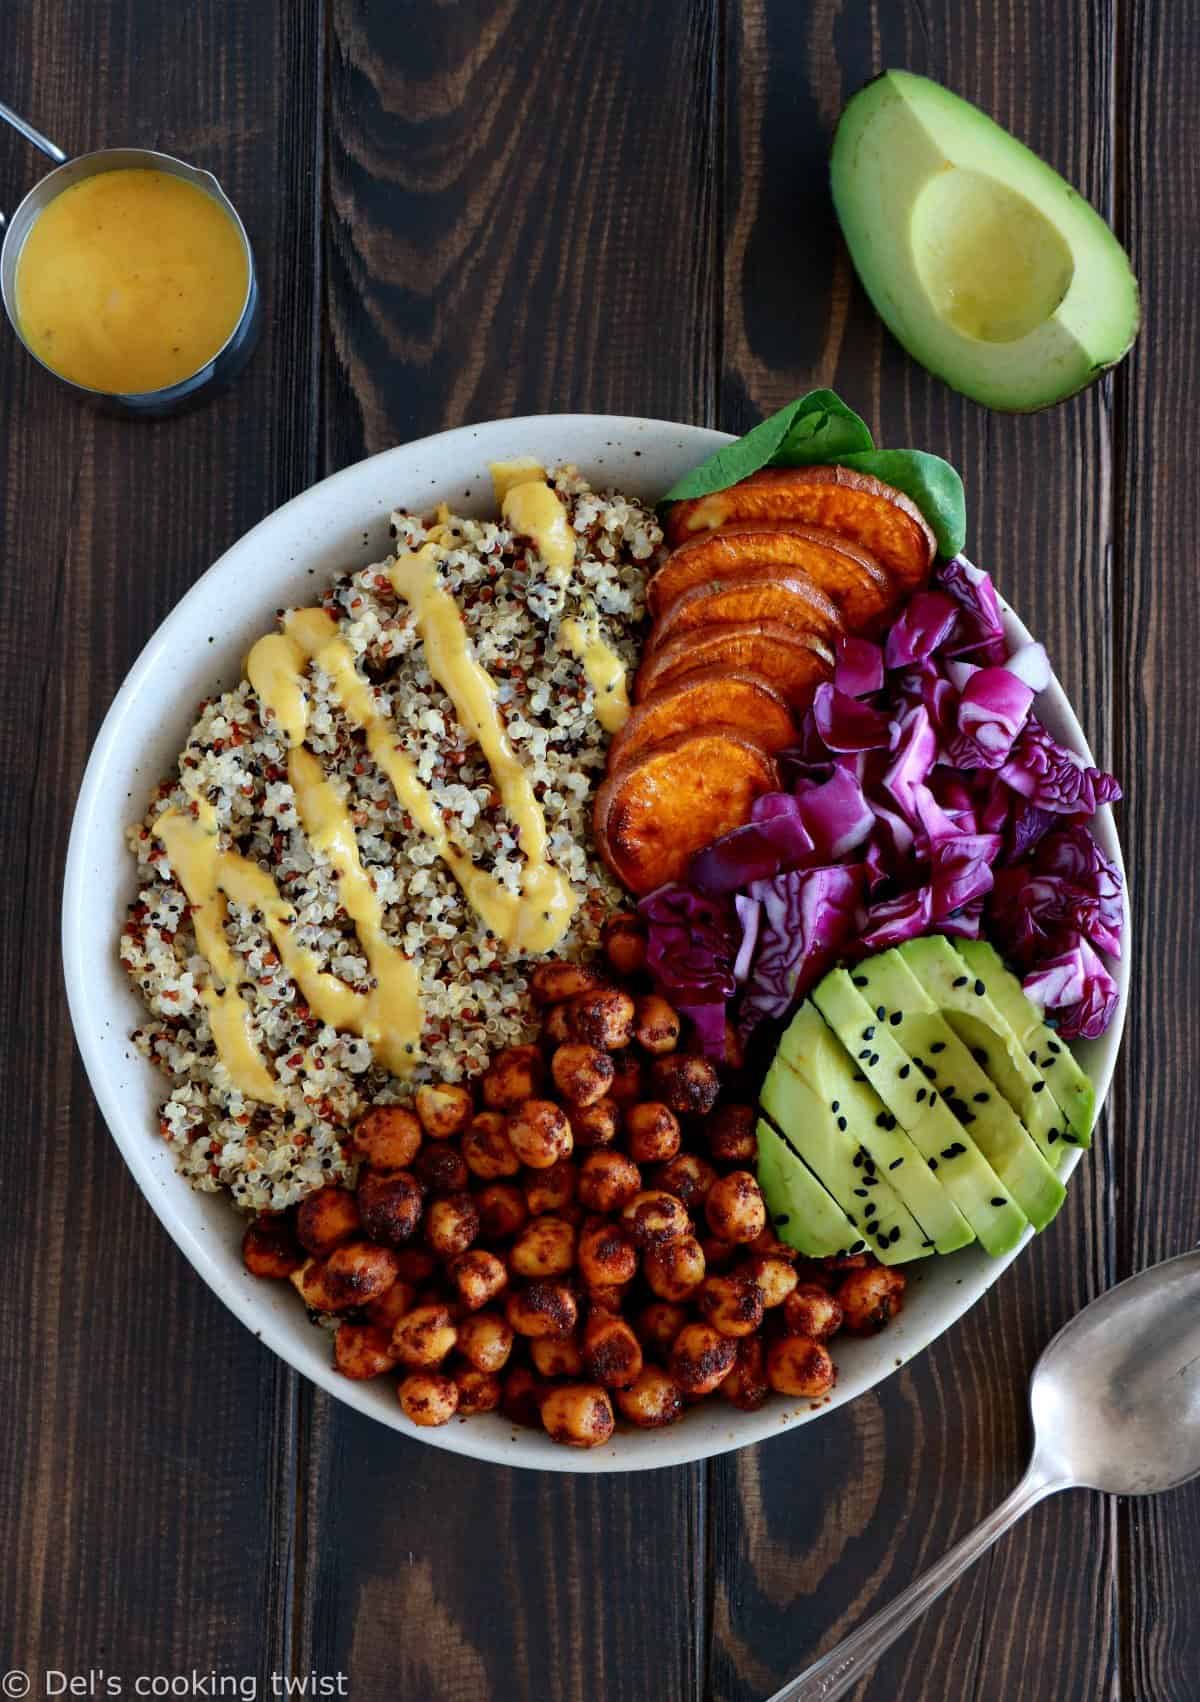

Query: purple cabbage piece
left=793, top=766, right=875, bottom=859
left=885, top=590, right=959, bottom=670
left=861, top=886, right=933, bottom=949
left=945, top=667, right=1034, bottom=771
left=930, top=831, right=1002, bottom=919
left=937, top=557, right=1009, bottom=663
left=1000, top=718, right=1122, bottom=815
left=677, top=1001, right=728, bottom=1060
left=733, top=895, right=761, bottom=981
left=883, top=705, right=938, bottom=826
left=812, top=682, right=894, bottom=752
left=835, top=635, right=885, bottom=698
left=739, top=865, right=865, bottom=1038
left=690, top=804, right=814, bottom=897
left=1022, top=938, right=1120, bottom=1040
left=639, top=884, right=736, bottom=1005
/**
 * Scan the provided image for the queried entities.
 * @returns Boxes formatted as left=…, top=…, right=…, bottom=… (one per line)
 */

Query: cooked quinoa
left=121, top=467, right=662, bottom=1211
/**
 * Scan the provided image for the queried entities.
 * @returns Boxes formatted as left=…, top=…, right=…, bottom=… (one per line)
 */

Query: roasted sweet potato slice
left=635, top=622, right=834, bottom=710
left=648, top=522, right=894, bottom=631
left=664, top=466, right=936, bottom=590
left=649, top=574, right=841, bottom=652
left=595, top=729, right=779, bottom=895
left=607, top=666, right=795, bottom=772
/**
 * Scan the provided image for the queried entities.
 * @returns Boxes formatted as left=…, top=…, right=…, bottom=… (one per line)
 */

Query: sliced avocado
left=831, top=71, right=1139, bottom=411
left=812, top=968, right=1028, bottom=1256
left=756, top=1118, right=860, bottom=1258
left=778, top=1002, right=973, bottom=1254
left=955, top=939, right=1095, bottom=1145
left=856, top=950, right=1066, bottom=1231
left=899, top=933, right=1083, bottom=1168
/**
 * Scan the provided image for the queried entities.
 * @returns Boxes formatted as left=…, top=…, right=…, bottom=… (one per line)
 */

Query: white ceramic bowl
left=63, top=415, right=1128, bottom=1472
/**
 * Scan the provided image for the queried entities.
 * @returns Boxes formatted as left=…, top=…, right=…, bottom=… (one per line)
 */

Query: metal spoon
left=771, top=1249, right=1200, bottom=1702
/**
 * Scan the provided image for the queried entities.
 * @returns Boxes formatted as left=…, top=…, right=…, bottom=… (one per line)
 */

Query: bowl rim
left=62, top=413, right=1128, bottom=1472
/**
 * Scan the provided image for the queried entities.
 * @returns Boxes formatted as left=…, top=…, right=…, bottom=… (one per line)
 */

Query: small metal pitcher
left=0, top=101, right=261, bottom=417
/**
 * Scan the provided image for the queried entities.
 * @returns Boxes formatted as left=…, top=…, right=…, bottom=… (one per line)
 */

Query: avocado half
left=831, top=71, right=1140, bottom=410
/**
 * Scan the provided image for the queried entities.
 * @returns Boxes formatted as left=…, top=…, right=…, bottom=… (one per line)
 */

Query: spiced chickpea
left=568, top=1098, right=620, bottom=1150
left=705, top=1103, right=758, bottom=1164
left=522, top=1158, right=576, bottom=1216
left=541, top=1002, right=573, bottom=1047
left=463, top=1113, right=521, bottom=1180
left=602, top=910, right=647, bottom=977
left=636, top=1301, right=690, bottom=1360
left=625, top=1102, right=682, bottom=1165
left=392, top=1303, right=457, bottom=1367
left=650, top=1151, right=717, bottom=1212
left=501, top=1366, right=549, bottom=1428
left=608, top=1051, right=644, bottom=1108
left=510, top=1214, right=577, bottom=1279
left=633, top=994, right=681, bottom=1056
left=423, top=1192, right=479, bottom=1259
left=550, top=1042, right=615, bottom=1107
left=577, top=1150, right=642, bottom=1213
left=452, top=1364, right=503, bottom=1416
left=291, top=1243, right=401, bottom=1313
left=475, top=1182, right=529, bottom=1241
left=398, top=1371, right=459, bottom=1427
left=540, top=1383, right=615, bottom=1448
left=670, top=1323, right=737, bottom=1396
left=642, top=1235, right=706, bottom=1302
left=529, top=961, right=607, bottom=1005
left=569, top=986, right=636, bottom=1050
left=531, top=1335, right=585, bottom=1378
left=621, top=1189, right=690, bottom=1249
left=351, top=1104, right=422, bottom=1170
left=414, top=1082, right=473, bottom=1140
left=615, top=1366, right=684, bottom=1429
left=582, top=1312, right=644, bottom=1389
left=719, top=1336, right=768, bottom=1412
left=242, top=1214, right=304, bottom=1279
left=766, top=1335, right=836, bottom=1397
left=837, top=1266, right=907, bottom=1334
left=295, top=1186, right=361, bottom=1256
left=506, top=1100, right=573, bottom=1169
left=505, top=1280, right=578, bottom=1339
left=448, top=1249, right=507, bottom=1311
left=481, top=1043, right=545, bottom=1110
left=365, top=1278, right=417, bottom=1331
left=743, top=1254, right=799, bottom=1309
left=697, top=1274, right=764, bottom=1338
left=456, top=1310, right=514, bottom=1373
left=577, top=1217, right=639, bottom=1289
left=584, top=1280, right=632, bottom=1315
left=413, top=1142, right=469, bottom=1195
left=649, top=1054, right=720, bottom=1117
left=705, top=1171, right=767, bottom=1244
left=783, top=1282, right=844, bottom=1341
left=357, top=1168, right=425, bottom=1247
left=334, top=1321, right=398, bottom=1380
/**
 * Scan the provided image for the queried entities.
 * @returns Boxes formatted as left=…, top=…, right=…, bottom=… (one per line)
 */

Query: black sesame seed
left=990, top=1197, right=1006, bottom=1208
left=928, top=1157, right=939, bottom=1171
left=899, top=1063, right=911, bottom=1080
left=953, top=975, right=968, bottom=988
left=852, top=1240, right=867, bottom=1254
left=837, top=1116, right=848, bottom=1132
left=930, top=1041, right=946, bottom=1054
left=863, top=1025, right=876, bottom=1040
left=1028, top=1049, right=1038, bottom=1063
left=853, top=1150, right=864, bottom=1168
left=941, top=1147, right=956, bottom=1160
left=870, top=1053, right=880, bottom=1067
left=972, top=1047, right=988, bottom=1065
left=876, top=1112, right=890, bottom=1128
left=858, top=1048, right=871, bottom=1060
left=1048, top=1128, right=1060, bottom=1144
left=853, top=1187, right=868, bottom=1198
left=973, top=980, right=986, bottom=996
left=863, top=1175, right=880, bottom=1187
left=1033, top=1080, right=1046, bottom=1093
left=929, top=1091, right=939, bottom=1106
left=973, top=1092, right=990, bottom=1103
left=831, top=1100, right=840, bottom=1113
left=852, top=975, right=868, bottom=987
left=889, top=1226, right=902, bottom=1245
left=890, top=1011, right=902, bottom=1026
left=864, top=1202, right=877, bottom=1218
left=916, top=1088, right=927, bottom=1103
left=876, top=1005, right=886, bottom=1021
left=853, top=1073, right=867, bottom=1083
left=1048, top=1041, right=1062, bottom=1055
left=889, top=1157, right=904, bottom=1170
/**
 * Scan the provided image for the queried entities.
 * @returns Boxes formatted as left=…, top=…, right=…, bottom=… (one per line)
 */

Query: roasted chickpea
left=398, top=1371, right=459, bottom=1427
left=577, top=1217, right=639, bottom=1288
left=392, top=1247, right=437, bottom=1285
left=622, top=1189, right=690, bottom=1249
left=541, top=1003, right=573, bottom=1046
left=481, top=1043, right=545, bottom=1110
left=463, top=1112, right=521, bottom=1180
left=670, top=1322, right=737, bottom=1396
left=295, top=1186, right=361, bottom=1256
left=506, top=1100, right=573, bottom=1169
left=522, top=1157, right=576, bottom=1215
left=501, top=1365, right=549, bottom=1427
left=766, top=1335, right=836, bottom=1397
left=452, top=1364, right=503, bottom=1416
left=505, top=1280, right=578, bottom=1339
left=783, top=1282, right=844, bottom=1341
left=705, top=1171, right=767, bottom=1244
left=650, top=1151, right=717, bottom=1212
left=335, top=1321, right=398, bottom=1380
left=392, top=1302, right=458, bottom=1367
left=242, top=1214, right=304, bottom=1279
left=642, top=1234, right=706, bottom=1301
left=351, top=1104, right=422, bottom=1169
left=448, top=1249, right=507, bottom=1311
left=705, top=1103, right=758, bottom=1164
left=584, top=1280, right=633, bottom=1315
left=837, top=1266, right=907, bottom=1334
left=568, top=1098, right=621, bottom=1150
left=569, top=986, right=636, bottom=1050
left=291, top=1242, right=401, bottom=1313
left=540, top=1383, right=615, bottom=1448
left=530, top=1334, right=585, bottom=1378
left=633, top=994, right=681, bottom=1056
left=457, top=1309, right=514, bottom=1373
left=608, top=1050, right=644, bottom=1108
left=582, top=1312, right=644, bottom=1389
left=719, top=1336, right=768, bottom=1412
left=743, top=1254, right=799, bottom=1309
left=602, top=910, right=647, bottom=977
left=510, top=1214, right=577, bottom=1279
left=697, top=1273, right=764, bottom=1337
left=577, top=1150, right=642, bottom=1213
left=475, top=1182, right=529, bottom=1242
left=550, top=1042, right=615, bottom=1107
left=365, top=1279, right=417, bottom=1331
left=625, top=1102, right=682, bottom=1164
left=414, top=1082, right=473, bottom=1140
left=356, top=1168, right=425, bottom=1247
left=615, top=1366, right=684, bottom=1429
left=649, top=1053, right=720, bottom=1117
left=412, top=1142, right=469, bottom=1194
left=529, top=961, right=607, bottom=1004
left=636, top=1301, right=690, bottom=1360
left=700, top=1234, right=738, bottom=1272
left=424, top=1192, right=480, bottom=1258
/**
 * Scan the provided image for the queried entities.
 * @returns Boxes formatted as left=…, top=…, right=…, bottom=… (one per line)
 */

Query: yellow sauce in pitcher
left=15, top=168, right=249, bottom=393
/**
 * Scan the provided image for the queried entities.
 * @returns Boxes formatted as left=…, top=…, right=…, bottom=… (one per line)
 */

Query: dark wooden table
left=3, top=3, right=1197, bottom=1697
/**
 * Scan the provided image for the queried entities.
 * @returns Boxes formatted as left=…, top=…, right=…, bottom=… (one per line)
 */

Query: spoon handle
left=766, top=1465, right=1064, bottom=1702
left=0, top=100, right=67, bottom=163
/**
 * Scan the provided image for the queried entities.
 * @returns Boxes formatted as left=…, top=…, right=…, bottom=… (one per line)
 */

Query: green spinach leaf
left=774, top=391, right=875, bottom=464
left=660, top=390, right=873, bottom=503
